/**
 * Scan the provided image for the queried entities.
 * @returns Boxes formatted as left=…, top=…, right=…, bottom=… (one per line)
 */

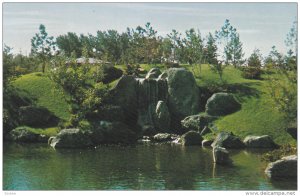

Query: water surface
left=3, top=143, right=297, bottom=190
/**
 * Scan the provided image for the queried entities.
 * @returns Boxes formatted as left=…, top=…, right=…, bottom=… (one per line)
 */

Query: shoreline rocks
left=265, top=155, right=297, bottom=179
left=8, top=127, right=49, bottom=143
left=243, top=135, right=278, bottom=148
left=180, top=131, right=203, bottom=146
left=211, top=131, right=245, bottom=149
left=181, top=114, right=217, bottom=133
left=213, top=146, right=232, bottom=165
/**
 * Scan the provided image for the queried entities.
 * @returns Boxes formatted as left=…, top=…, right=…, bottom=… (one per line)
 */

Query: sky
left=2, top=2, right=298, bottom=58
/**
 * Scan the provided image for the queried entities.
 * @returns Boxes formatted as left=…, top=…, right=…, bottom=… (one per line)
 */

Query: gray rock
left=9, top=127, right=49, bottom=143
left=97, top=105, right=125, bottom=122
left=154, top=101, right=170, bottom=132
left=265, top=155, right=297, bottom=179
left=205, top=93, right=241, bottom=116
left=180, top=131, right=203, bottom=146
left=243, top=135, right=278, bottom=148
left=153, top=133, right=178, bottom=142
left=145, top=68, right=162, bottom=79
left=200, top=126, right=212, bottom=136
left=158, top=71, right=168, bottom=80
left=49, top=129, right=93, bottom=148
left=181, top=114, right=217, bottom=132
left=213, top=147, right=232, bottom=165
left=109, top=75, right=138, bottom=127
left=202, top=139, right=213, bottom=147
left=166, top=68, right=200, bottom=121
left=211, top=131, right=245, bottom=149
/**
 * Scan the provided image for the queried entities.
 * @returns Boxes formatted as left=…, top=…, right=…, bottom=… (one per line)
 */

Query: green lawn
left=13, top=72, right=70, bottom=121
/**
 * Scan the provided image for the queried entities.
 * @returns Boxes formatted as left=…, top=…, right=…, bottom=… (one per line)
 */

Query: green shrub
left=241, top=66, right=262, bottom=79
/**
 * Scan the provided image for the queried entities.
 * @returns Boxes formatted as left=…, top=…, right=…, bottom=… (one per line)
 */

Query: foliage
left=216, top=19, right=244, bottom=67
left=31, top=24, right=56, bottom=73
left=204, top=33, right=218, bottom=65
left=56, top=32, right=83, bottom=57
left=242, top=49, right=263, bottom=79
left=265, top=22, right=297, bottom=125
left=49, top=55, right=108, bottom=126
left=209, top=61, right=227, bottom=82
left=182, top=28, right=204, bottom=76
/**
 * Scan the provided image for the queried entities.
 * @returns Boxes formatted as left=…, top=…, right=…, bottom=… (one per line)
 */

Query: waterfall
left=136, top=78, right=168, bottom=134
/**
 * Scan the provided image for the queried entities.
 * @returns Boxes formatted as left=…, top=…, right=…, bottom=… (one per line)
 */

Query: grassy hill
left=13, top=72, right=70, bottom=121
left=12, top=65, right=295, bottom=145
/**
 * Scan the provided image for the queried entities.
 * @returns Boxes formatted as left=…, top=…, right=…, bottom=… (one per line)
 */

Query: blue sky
left=3, top=2, right=297, bottom=57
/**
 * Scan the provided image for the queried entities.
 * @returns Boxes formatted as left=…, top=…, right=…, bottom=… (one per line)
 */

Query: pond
left=3, top=143, right=297, bottom=190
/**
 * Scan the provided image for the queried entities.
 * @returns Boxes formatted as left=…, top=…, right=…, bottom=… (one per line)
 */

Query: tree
left=204, top=32, right=218, bottom=65
left=242, top=49, right=262, bottom=79
left=267, top=21, right=297, bottom=125
left=3, top=45, right=16, bottom=88
left=49, top=55, right=107, bottom=126
left=225, top=33, right=244, bottom=67
left=31, top=24, right=56, bottom=73
left=216, top=19, right=244, bottom=67
left=56, top=32, right=82, bottom=57
left=167, top=29, right=182, bottom=62
left=182, top=28, right=204, bottom=75
left=285, top=19, right=297, bottom=56
left=210, top=61, right=226, bottom=82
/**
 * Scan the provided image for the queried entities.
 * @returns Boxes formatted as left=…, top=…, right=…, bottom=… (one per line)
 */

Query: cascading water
left=136, top=78, right=168, bottom=134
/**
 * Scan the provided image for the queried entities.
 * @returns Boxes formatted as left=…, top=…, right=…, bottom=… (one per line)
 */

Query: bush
left=241, top=66, right=262, bottom=79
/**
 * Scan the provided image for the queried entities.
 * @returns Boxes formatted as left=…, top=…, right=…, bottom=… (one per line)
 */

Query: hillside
left=12, top=65, right=295, bottom=145
left=13, top=72, right=70, bottom=121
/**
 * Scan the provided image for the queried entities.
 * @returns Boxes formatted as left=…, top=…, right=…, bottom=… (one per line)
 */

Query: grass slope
left=13, top=72, right=70, bottom=121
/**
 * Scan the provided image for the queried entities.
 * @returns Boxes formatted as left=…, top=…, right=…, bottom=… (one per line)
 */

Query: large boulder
left=166, top=68, right=200, bottom=125
left=265, top=155, right=297, bottom=179
left=109, top=75, right=138, bottom=127
left=97, top=105, right=125, bottom=122
left=213, top=147, right=232, bottom=165
left=180, top=131, right=203, bottom=146
left=18, top=106, right=59, bottom=127
left=205, top=93, right=241, bottom=116
left=89, top=121, right=138, bottom=145
left=181, top=114, right=216, bottom=132
left=145, top=68, right=162, bottom=79
left=211, top=131, right=245, bottom=149
left=243, top=135, right=278, bottom=148
left=9, top=127, right=48, bottom=143
left=154, top=101, right=170, bottom=132
left=49, top=129, right=93, bottom=148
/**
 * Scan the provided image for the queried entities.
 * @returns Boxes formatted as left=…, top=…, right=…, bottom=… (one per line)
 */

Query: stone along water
left=3, top=143, right=297, bottom=190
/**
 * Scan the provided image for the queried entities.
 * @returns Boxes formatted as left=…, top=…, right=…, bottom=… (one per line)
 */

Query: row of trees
left=28, top=20, right=245, bottom=72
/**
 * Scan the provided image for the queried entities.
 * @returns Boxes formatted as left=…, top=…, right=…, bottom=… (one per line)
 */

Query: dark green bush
left=241, top=66, right=262, bottom=79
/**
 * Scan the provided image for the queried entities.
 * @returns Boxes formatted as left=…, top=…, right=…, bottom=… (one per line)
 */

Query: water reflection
left=3, top=143, right=297, bottom=190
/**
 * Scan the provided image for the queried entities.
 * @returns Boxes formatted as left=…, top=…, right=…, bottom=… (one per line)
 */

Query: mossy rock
left=205, top=93, right=241, bottom=116
left=180, top=131, right=203, bottom=146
